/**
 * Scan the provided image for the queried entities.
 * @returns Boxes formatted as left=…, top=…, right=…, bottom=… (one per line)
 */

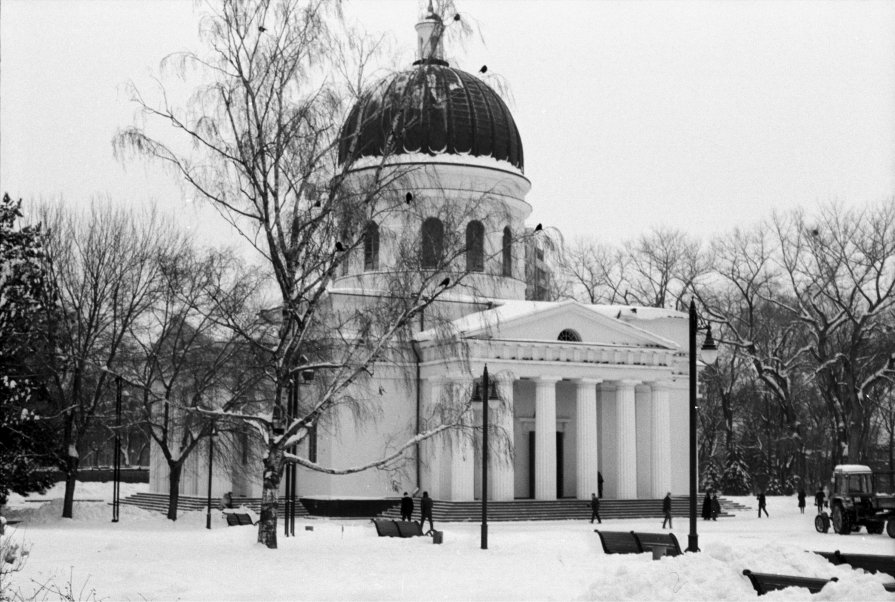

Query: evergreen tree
left=0, top=193, right=57, bottom=504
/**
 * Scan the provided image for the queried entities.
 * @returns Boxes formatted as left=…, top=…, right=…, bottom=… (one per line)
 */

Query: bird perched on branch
left=479, top=65, right=488, bottom=74
left=335, top=241, right=344, bottom=252
left=405, top=192, right=413, bottom=203
left=439, top=277, right=450, bottom=287
left=534, top=223, right=543, bottom=232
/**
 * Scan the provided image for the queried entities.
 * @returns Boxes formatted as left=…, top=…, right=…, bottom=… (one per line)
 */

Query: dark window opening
left=502, top=226, right=513, bottom=277
left=421, top=217, right=444, bottom=269
left=466, top=220, right=485, bottom=272
left=364, top=221, right=379, bottom=271
left=558, top=329, right=581, bottom=342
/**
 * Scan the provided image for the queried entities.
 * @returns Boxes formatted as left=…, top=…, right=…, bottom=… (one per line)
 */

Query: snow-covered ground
left=2, top=483, right=893, bottom=601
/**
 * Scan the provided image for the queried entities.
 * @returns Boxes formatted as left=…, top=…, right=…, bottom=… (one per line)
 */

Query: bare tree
left=771, top=202, right=895, bottom=464
left=37, top=201, right=181, bottom=518
left=120, top=244, right=265, bottom=520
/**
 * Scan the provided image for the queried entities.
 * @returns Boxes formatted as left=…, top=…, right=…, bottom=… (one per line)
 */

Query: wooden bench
left=595, top=530, right=642, bottom=555
left=814, top=550, right=895, bottom=579
left=395, top=520, right=423, bottom=538
left=742, top=570, right=837, bottom=595
left=224, top=513, right=254, bottom=526
left=632, top=532, right=683, bottom=557
left=814, top=550, right=895, bottom=592
left=372, top=519, right=401, bottom=537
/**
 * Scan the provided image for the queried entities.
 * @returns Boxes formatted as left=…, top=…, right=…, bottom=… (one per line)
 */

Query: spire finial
left=415, top=1, right=445, bottom=64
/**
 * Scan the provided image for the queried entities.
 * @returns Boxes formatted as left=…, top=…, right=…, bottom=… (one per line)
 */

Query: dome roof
left=338, top=62, right=524, bottom=171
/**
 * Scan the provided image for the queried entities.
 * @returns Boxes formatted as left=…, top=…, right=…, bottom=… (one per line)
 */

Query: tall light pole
left=112, top=376, right=123, bottom=523
left=472, top=365, right=493, bottom=550
left=206, top=424, right=217, bottom=530
left=688, top=299, right=718, bottom=553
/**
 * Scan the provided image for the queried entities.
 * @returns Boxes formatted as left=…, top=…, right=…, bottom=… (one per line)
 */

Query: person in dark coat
left=419, top=491, right=434, bottom=533
left=797, top=488, right=806, bottom=514
left=400, top=491, right=413, bottom=522
left=598, top=471, right=604, bottom=498
left=662, top=492, right=673, bottom=529
left=701, top=491, right=712, bottom=520
left=711, top=492, right=720, bottom=521
left=590, top=492, right=602, bottom=524
left=814, top=487, right=825, bottom=514
left=757, top=491, right=769, bottom=517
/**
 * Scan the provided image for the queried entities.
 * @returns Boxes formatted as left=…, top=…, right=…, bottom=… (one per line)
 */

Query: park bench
left=741, top=569, right=837, bottom=595
left=372, top=519, right=426, bottom=539
left=225, top=513, right=254, bottom=526
left=632, top=531, right=683, bottom=558
left=813, top=550, right=895, bottom=592
left=395, top=520, right=423, bottom=538
left=595, top=530, right=641, bottom=555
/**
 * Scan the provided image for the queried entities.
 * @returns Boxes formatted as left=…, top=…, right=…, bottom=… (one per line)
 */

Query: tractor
left=814, top=465, right=895, bottom=537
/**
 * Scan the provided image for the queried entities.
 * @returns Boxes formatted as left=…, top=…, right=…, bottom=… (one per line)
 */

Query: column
left=649, top=382, right=672, bottom=498
left=534, top=376, right=560, bottom=500
left=490, top=376, right=516, bottom=501
left=575, top=378, right=602, bottom=499
left=615, top=380, right=638, bottom=499
left=449, top=378, right=475, bottom=501
left=423, top=379, right=445, bottom=499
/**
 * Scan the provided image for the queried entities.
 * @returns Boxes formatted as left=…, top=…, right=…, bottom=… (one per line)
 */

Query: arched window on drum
left=466, top=220, right=484, bottom=272
left=501, top=226, right=512, bottom=277
left=364, top=221, right=379, bottom=271
left=421, top=217, right=444, bottom=269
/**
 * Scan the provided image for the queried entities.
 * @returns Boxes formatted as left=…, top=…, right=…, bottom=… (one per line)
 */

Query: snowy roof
left=833, top=464, right=872, bottom=473
left=414, top=299, right=680, bottom=349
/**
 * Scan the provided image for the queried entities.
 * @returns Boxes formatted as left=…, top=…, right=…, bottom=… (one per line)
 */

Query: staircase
left=378, top=496, right=740, bottom=522
left=120, top=492, right=308, bottom=518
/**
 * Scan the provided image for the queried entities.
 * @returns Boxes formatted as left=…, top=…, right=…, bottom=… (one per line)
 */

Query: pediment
left=439, top=300, right=679, bottom=350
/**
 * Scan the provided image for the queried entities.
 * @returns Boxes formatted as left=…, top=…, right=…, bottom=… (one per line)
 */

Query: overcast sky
left=2, top=0, right=893, bottom=247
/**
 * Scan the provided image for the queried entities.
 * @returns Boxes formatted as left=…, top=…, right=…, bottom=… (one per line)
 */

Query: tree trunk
left=61, top=456, right=79, bottom=519
left=257, top=448, right=283, bottom=549
left=167, top=462, right=183, bottom=521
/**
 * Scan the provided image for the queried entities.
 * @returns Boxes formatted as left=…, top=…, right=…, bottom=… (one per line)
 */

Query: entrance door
left=528, top=431, right=564, bottom=499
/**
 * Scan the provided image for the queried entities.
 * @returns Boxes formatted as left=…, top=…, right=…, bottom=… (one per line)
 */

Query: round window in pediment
left=558, top=328, right=581, bottom=342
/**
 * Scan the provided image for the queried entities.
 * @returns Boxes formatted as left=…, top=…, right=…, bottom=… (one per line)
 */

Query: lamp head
left=699, top=324, right=719, bottom=365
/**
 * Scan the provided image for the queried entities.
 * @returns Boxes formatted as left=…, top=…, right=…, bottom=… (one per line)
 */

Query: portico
left=416, top=300, right=690, bottom=502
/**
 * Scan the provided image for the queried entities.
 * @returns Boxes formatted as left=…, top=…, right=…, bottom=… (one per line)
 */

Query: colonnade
left=424, top=375, right=675, bottom=501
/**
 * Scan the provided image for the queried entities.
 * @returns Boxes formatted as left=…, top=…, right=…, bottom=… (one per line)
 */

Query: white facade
left=148, top=10, right=695, bottom=504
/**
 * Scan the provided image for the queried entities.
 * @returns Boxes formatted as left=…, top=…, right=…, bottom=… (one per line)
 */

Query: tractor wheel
left=832, top=505, right=851, bottom=535
left=866, top=521, right=884, bottom=535
left=814, top=513, right=830, bottom=533
left=887, top=519, right=895, bottom=539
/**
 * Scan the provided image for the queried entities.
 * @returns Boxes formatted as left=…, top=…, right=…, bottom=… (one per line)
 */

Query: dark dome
left=338, top=63, right=524, bottom=171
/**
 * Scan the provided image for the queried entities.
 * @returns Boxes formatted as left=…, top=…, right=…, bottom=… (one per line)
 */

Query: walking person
left=701, top=490, right=712, bottom=520
left=797, top=488, right=806, bottom=514
left=757, top=491, right=769, bottom=518
left=590, top=492, right=602, bottom=524
left=400, top=491, right=414, bottom=522
left=419, top=491, right=434, bottom=534
left=711, top=492, right=720, bottom=521
left=814, top=487, right=825, bottom=514
left=662, top=492, right=673, bottom=529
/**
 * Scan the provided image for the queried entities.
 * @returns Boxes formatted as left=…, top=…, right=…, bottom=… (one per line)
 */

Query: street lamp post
left=472, top=365, right=496, bottom=550
left=112, top=376, right=123, bottom=523
left=206, top=425, right=217, bottom=530
left=688, top=299, right=718, bottom=553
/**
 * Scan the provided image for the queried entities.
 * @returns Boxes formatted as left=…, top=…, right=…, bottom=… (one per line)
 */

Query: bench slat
left=742, top=570, right=837, bottom=595
left=814, top=550, right=895, bottom=580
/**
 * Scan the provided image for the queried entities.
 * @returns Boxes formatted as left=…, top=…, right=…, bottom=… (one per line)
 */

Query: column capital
left=645, top=380, right=672, bottom=390
left=615, top=379, right=640, bottom=390
left=571, top=377, right=603, bottom=386
left=533, top=375, right=562, bottom=385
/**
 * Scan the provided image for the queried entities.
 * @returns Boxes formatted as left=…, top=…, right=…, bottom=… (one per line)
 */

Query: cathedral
left=149, top=7, right=694, bottom=507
